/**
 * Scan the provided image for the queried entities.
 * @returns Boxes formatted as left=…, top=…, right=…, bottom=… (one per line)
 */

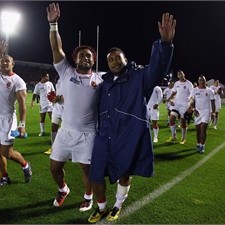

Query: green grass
left=1, top=93, right=225, bottom=224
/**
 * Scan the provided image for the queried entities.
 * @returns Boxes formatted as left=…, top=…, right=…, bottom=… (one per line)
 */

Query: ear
left=12, top=61, right=15, bottom=67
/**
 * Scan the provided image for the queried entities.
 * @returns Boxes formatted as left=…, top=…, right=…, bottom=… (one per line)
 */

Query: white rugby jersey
left=172, top=80, right=193, bottom=105
left=163, top=87, right=173, bottom=109
left=33, top=81, right=55, bottom=108
left=147, top=86, right=163, bottom=108
left=0, top=72, right=26, bottom=116
left=163, top=87, right=173, bottom=100
left=56, top=77, right=63, bottom=96
left=209, top=85, right=221, bottom=105
left=191, top=87, right=215, bottom=110
left=54, top=58, right=104, bottom=132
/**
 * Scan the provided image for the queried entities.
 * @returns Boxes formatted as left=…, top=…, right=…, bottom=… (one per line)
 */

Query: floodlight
left=1, top=11, right=21, bottom=54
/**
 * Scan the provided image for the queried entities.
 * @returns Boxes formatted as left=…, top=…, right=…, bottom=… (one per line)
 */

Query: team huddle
left=0, top=2, right=223, bottom=223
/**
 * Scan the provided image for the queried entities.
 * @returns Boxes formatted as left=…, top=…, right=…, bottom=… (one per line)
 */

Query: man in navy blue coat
left=88, top=13, right=176, bottom=223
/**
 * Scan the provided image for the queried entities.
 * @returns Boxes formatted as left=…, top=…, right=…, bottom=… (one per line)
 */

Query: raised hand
left=46, top=2, right=60, bottom=23
left=0, top=40, right=8, bottom=56
left=158, top=13, right=176, bottom=43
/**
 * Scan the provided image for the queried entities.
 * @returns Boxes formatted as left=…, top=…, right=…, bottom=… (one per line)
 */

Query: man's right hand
left=0, top=40, right=8, bottom=56
left=46, top=2, right=60, bottom=23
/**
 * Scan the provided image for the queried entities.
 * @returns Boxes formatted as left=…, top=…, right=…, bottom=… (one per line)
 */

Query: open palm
left=46, top=2, right=60, bottom=23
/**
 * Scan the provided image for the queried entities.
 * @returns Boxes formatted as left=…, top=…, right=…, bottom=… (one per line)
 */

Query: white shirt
left=163, top=87, right=173, bottom=108
left=191, top=87, right=215, bottom=110
left=33, top=81, right=55, bottom=108
left=0, top=72, right=26, bottom=116
left=55, top=77, right=63, bottom=96
left=210, top=85, right=221, bottom=105
left=54, top=58, right=104, bottom=132
left=147, top=86, right=163, bottom=108
left=172, top=80, right=193, bottom=105
left=163, top=87, right=173, bottom=100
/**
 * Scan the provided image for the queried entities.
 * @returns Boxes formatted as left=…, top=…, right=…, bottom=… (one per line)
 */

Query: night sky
left=0, top=1, right=225, bottom=83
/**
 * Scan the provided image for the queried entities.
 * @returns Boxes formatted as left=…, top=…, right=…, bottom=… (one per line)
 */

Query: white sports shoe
left=153, top=137, right=158, bottom=143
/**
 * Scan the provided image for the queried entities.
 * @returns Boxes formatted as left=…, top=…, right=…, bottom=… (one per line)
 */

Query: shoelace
left=56, top=192, right=66, bottom=201
left=80, top=199, right=91, bottom=207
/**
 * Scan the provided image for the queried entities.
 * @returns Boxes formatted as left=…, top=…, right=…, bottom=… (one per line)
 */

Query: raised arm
left=158, top=13, right=176, bottom=43
left=46, top=2, right=65, bottom=64
left=0, top=40, right=8, bottom=58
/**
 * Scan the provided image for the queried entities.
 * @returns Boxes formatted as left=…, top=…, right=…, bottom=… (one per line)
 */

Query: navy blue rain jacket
left=90, top=39, right=174, bottom=184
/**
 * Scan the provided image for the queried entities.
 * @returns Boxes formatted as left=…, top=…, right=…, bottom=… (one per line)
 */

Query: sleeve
left=143, top=39, right=174, bottom=93
left=15, top=76, right=27, bottom=92
left=209, top=89, right=215, bottom=100
left=190, top=88, right=195, bottom=100
left=157, top=87, right=163, bottom=105
left=51, top=82, right=55, bottom=92
left=33, top=83, right=39, bottom=95
left=54, top=58, right=75, bottom=81
left=188, top=81, right=194, bottom=94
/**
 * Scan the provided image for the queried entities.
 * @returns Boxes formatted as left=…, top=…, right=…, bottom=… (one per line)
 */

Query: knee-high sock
left=114, top=183, right=131, bottom=209
left=40, top=123, right=45, bottom=133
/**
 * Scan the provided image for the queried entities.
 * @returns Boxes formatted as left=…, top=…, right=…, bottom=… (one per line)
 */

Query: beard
left=77, top=64, right=92, bottom=72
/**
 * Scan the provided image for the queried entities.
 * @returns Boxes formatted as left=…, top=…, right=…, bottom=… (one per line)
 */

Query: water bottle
left=10, top=130, right=28, bottom=138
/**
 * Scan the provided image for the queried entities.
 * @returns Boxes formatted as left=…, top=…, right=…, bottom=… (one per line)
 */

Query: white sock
left=181, top=127, right=187, bottom=140
left=170, top=124, right=176, bottom=137
left=84, top=193, right=93, bottom=200
left=22, top=162, right=29, bottom=169
left=153, top=127, right=159, bottom=139
left=59, top=184, right=68, bottom=193
left=114, top=183, right=131, bottom=209
left=214, top=118, right=218, bottom=126
left=97, top=201, right=107, bottom=211
left=40, top=123, right=45, bottom=133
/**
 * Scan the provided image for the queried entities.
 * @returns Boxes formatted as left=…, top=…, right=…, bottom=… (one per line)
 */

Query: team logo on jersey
left=6, top=82, right=11, bottom=89
left=91, top=81, right=97, bottom=88
left=184, top=86, right=186, bottom=89
left=205, top=93, right=208, bottom=97
left=70, top=77, right=80, bottom=84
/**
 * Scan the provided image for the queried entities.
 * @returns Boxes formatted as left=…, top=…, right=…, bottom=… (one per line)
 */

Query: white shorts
left=52, top=103, right=64, bottom=122
left=194, top=109, right=211, bottom=125
left=0, top=114, right=17, bottom=145
left=171, top=104, right=188, bottom=118
left=50, top=128, right=96, bottom=164
left=213, top=102, right=221, bottom=112
left=39, top=105, right=53, bottom=113
left=149, top=108, right=159, bottom=121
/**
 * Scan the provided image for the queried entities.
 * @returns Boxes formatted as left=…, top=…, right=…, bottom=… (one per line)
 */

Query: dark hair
left=177, top=70, right=184, bottom=74
left=41, top=72, right=49, bottom=78
left=72, top=45, right=97, bottom=63
left=198, top=74, right=206, bottom=80
left=107, top=47, right=125, bottom=56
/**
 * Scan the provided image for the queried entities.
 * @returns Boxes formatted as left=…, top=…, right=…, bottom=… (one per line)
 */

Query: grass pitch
left=1, top=93, right=225, bottom=224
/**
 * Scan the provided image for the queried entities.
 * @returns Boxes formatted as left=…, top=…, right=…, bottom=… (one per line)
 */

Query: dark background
left=0, top=1, right=225, bottom=83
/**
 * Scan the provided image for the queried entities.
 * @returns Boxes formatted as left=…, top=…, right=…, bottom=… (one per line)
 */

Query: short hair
left=177, top=70, right=184, bottom=74
left=198, top=74, right=206, bottom=81
left=107, top=47, right=125, bottom=56
left=0, top=54, right=14, bottom=62
left=41, top=72, right=49, bottom=78
left=72, top=45, right=97, bottom=63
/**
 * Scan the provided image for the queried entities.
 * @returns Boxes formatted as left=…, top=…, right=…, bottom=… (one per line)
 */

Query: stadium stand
left=14, top=60, right=58, bottom=92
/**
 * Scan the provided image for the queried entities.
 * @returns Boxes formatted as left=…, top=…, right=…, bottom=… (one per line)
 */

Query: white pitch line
left=99, top=141, right=225, bottom=224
